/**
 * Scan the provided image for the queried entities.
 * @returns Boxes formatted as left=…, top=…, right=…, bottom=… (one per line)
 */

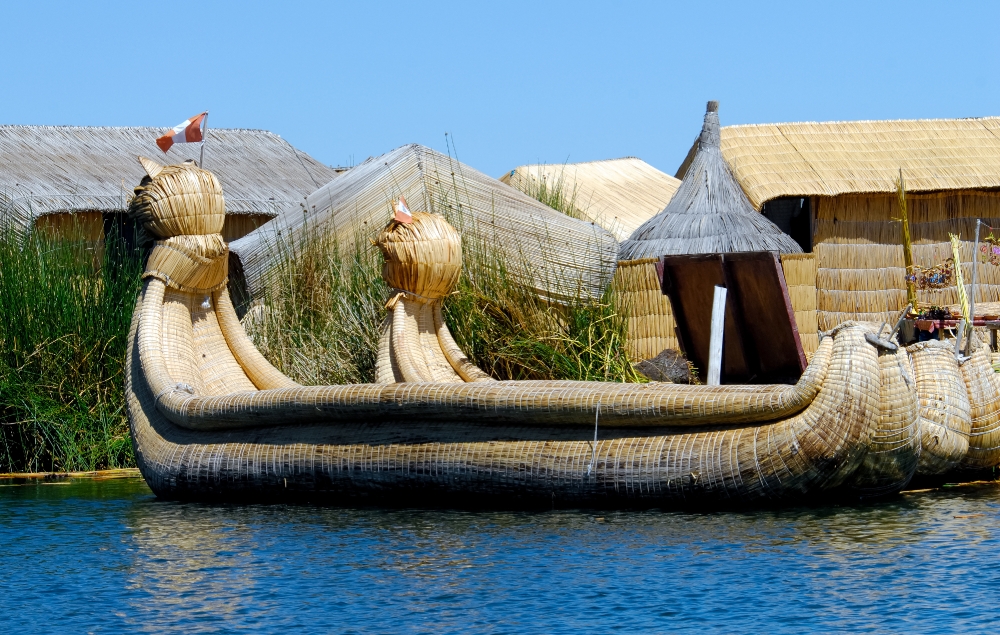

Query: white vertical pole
left=955, top=319, right=966, bottom=358
left=966, top=219, right=980, bottom=355
left=199, top=111, right=209, bottom=168
left=708, top=285, right=727, bottom=386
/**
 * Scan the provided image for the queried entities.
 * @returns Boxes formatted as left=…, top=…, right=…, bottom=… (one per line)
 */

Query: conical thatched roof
left=618, top=102, right=802, bottom=261
left=230, top=144, right=618, bottom=305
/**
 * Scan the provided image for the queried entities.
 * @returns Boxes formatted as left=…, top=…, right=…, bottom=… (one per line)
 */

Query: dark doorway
left=762, top=197, right=811, bottom=253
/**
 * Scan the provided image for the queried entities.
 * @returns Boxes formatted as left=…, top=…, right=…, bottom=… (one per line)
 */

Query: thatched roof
left=0, top=125, right=338, bottom=229
left=230, top=143, right=618, bottom=304
left=500, top=158, right=680, bottom=241
left=619, top=102, right=802, bottom=261
left=681, top=116, right=1000, bottom=210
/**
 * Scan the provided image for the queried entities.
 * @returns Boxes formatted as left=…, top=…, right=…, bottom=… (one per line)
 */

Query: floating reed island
left=124, top=154, right=991, bottom=508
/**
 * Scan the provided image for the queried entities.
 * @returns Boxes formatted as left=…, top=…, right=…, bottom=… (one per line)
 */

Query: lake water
left=1, top=476, right=998, bottom=634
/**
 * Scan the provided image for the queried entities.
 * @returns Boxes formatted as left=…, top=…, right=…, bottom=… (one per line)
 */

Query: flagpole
left=199, top=111, right=209, bottom=168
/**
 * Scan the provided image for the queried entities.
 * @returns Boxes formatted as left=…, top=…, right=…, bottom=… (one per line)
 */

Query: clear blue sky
left=3, top=1, right=998, bottom=178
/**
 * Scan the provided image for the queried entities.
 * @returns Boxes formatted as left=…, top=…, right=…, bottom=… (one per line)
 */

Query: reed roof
left=500, top=158, right=681, bottom=241
left=620, top=102, right=802, bottom=261
left=230, top=143, right=619, bottom=304
left=0, top=125, right=338, bottom=229
left=687, top=117, right=1000, bottom=210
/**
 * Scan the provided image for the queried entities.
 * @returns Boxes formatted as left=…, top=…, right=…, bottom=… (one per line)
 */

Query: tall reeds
left=241, top=226, right=390, bottom=385
left=245, top=218, right=643, bottom=384
left=0, top=218, right=142, bottom=472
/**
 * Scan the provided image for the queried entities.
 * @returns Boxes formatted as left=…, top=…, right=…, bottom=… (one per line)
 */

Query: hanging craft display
left=979, top=231, right=1000, bottom=266
left=906, top=259, right=955, bottom=290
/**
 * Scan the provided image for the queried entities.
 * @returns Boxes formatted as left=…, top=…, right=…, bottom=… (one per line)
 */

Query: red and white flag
left=156, top=112, right=207, bottom=153
left=393, top=196, right=413, bottom=223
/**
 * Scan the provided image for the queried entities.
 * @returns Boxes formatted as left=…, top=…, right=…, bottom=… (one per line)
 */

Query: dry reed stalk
left=896, top=171, right=918, bottom=308
left=950, top=234, right=971, bottom=333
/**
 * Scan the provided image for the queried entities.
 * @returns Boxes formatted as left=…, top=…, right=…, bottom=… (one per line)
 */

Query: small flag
left=393, top=196, right=413, bottom=223
left=156, top=112, right=207, bottom=153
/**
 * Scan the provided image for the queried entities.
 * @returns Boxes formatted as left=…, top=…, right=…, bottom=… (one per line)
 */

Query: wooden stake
left=708, top=285, right=727, bottom=386
left=896, top=170, right=917, bottom=309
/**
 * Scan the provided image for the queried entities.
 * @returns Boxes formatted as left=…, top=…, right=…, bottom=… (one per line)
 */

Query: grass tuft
left=0, top=220, right=142, bottom=472
left=246, top=218, right=643, bottom=384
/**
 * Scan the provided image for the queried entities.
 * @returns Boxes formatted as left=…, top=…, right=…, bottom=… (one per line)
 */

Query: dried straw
left=715, top=117, right=1000, bottom=210
left=501, top=158, right=681, bottom=241
left=612, top=258, right=677, bottom=361
left=844, top=332, right=920, bottom=496
left=907, top=340, right=971, bottom=475
left=957, top=334, right=1000, bottom=470
left=781, top=254, right=818, bottom=357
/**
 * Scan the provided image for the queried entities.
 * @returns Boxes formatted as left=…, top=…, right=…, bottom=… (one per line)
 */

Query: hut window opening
left=762, top=197, right=812, bottom=253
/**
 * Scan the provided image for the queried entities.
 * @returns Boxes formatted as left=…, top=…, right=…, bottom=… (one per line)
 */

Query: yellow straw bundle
left=129, top=160, right=225, bottom=239
left=612, top=258, right=678, bottom=361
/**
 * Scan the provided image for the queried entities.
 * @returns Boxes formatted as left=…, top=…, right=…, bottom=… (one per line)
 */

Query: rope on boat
left=587, top=403, right=600, bottom=477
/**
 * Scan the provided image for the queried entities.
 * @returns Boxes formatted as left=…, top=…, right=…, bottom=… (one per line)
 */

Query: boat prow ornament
left=124, top=161, right=997, bottom=506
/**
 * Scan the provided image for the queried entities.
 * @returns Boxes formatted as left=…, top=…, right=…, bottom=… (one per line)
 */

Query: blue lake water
left=1, top=476, right=998, bottom=634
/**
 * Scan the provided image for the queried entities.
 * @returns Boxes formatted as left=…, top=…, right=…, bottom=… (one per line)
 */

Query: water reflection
left=2, top=477, right=999, bottom=633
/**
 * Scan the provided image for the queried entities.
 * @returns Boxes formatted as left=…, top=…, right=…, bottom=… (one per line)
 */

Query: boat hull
left=129, top=301, right=891, bottom=506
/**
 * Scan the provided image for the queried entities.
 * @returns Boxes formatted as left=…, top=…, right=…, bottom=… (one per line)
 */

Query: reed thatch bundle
left=714, top=117, right=1000, bottom=211
left=501, top=158, right=681, bottom=241
left=844, top=339, right=920, bottom=496
left=129, top=158, right=225, bottom=239
left=376, top=211, right=463, bottom=301
left=619, top=102, right=802, bottom=261
left=957, top=334, right=1000, bottom=470
left=780, top=254, right=818, bottom=358
left=373, top=212, right=492, bottom=384
left=611, top=258, right=677, bottom=361
left=908, top=340, right=971, bottom=475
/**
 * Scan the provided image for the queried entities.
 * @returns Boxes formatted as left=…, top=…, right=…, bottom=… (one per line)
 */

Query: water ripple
left=1, top=478, right=998, bottom=633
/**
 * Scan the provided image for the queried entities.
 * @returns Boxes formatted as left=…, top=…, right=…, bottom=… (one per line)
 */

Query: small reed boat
left=127, top=157, right=930, bottom=506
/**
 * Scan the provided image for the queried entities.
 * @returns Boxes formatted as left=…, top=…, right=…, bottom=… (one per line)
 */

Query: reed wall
left=780, top=253, right=818, bottom=358
left=612, top=258, right=677, bottom=361
left=813, top=190, right=1000, bottom=330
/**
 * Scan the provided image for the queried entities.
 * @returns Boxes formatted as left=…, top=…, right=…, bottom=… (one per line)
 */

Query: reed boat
left=126, top=156, right=939, bottom=506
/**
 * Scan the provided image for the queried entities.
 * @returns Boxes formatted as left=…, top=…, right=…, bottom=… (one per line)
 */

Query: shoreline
left=0, top=468, right=141, bottom=480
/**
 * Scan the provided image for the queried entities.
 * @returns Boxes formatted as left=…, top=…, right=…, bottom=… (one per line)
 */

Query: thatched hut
left=703, top=116, right=1000, bottom=331
left=229, top=144, right=618, bottom=306
left=0, top=125, right=338, bottom=248
left=499, top=157, right=681, bottom=241
left=615, top=102, right=805, bottom=361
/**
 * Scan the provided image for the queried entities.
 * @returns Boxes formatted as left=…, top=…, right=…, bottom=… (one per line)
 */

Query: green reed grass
left=0, top=221, right=142, bottom=473
left=246, top=218, right=643, bottom=384
left=243, top=227, right=390, bottom=385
